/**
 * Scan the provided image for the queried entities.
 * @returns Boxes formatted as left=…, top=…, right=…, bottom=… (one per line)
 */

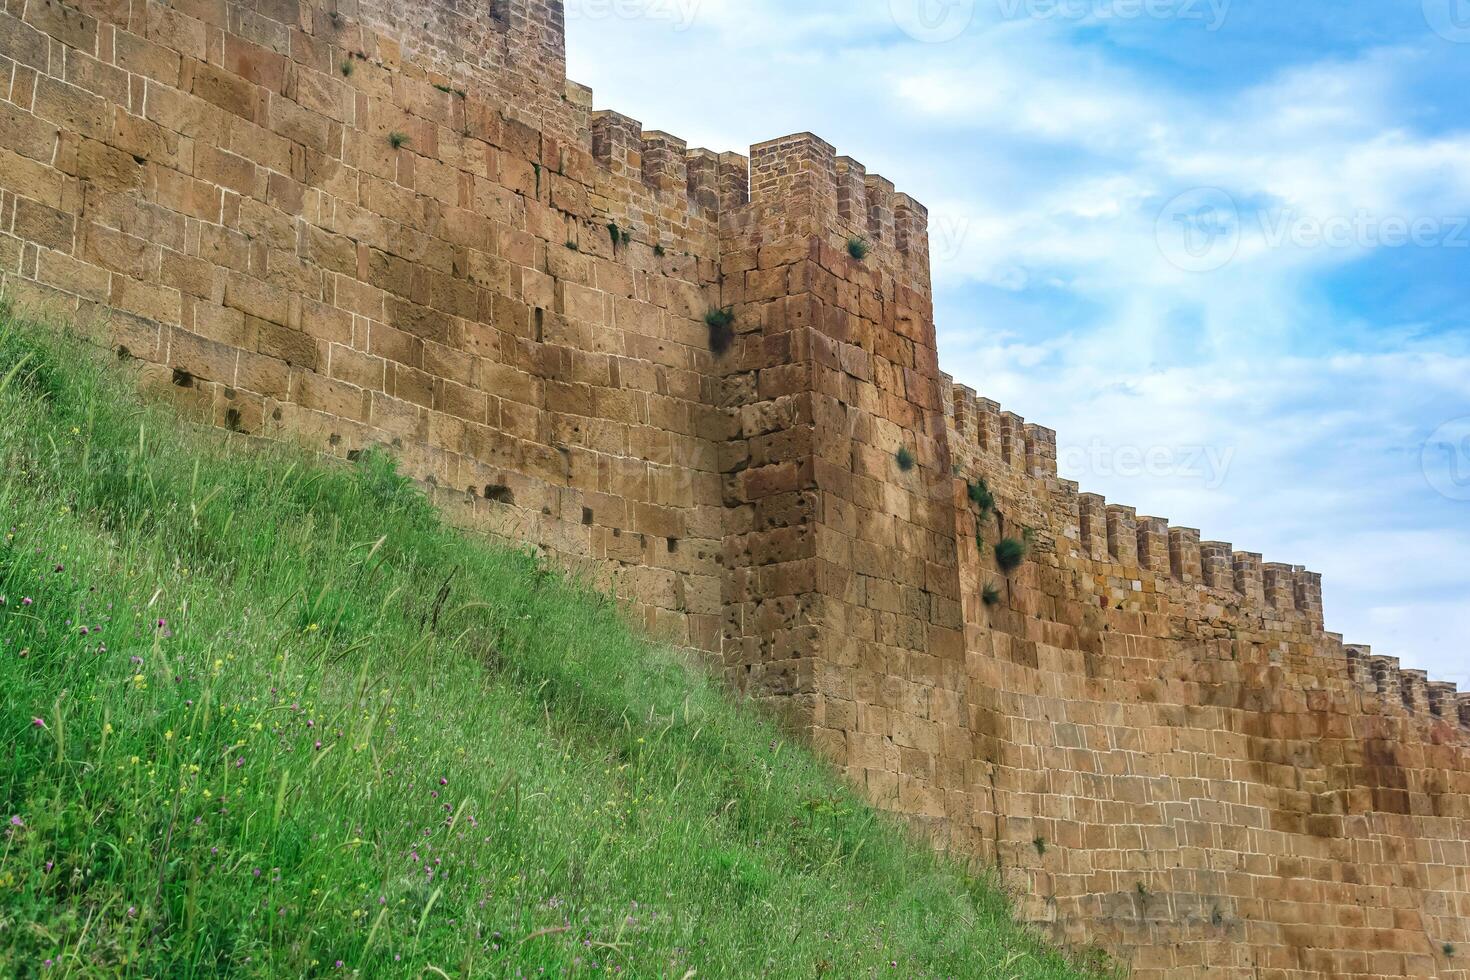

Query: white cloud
left=565, top=4, right=1470, bottom=683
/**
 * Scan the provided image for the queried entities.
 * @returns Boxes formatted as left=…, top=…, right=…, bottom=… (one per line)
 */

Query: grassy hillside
left=0, top=308, right=1101, bottom=979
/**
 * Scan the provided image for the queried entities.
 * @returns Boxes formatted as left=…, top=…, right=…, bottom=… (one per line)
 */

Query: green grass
left=995, top=537, right=1028, bottom=575
left=0, top=311, right=1101, bottom=978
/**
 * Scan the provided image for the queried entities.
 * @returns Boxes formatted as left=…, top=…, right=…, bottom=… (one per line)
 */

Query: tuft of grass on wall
left=896, top=447, right=916, bottom=472
left=0, top=309, right=1105, bottom=979
left=995, top=537, right=1027, bottom=574
left=705, top=306, right=736, bottom=356
left=968, top=479, right=995, bottom=517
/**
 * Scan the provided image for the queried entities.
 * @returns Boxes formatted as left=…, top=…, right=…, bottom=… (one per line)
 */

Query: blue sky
left=565, top=0, right=1470, bottom=685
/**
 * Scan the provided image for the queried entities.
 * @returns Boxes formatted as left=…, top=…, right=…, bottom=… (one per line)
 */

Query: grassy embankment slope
left=0, top=309, right=1103, bottom=978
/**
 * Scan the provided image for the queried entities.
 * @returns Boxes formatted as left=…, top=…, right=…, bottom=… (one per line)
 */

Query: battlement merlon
left=745, top=134, right=933, bottom=292
left=942, top=381, right=1330, bottom=627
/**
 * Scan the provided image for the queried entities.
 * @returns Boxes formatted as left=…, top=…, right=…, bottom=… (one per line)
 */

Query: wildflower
left=79, top=627, right=89, bottom=636
left=22, top=598, right=32, bottom=607
left=165, top=730, right=174, bottom=741
left=156, top=619, right=166, bottom=629
left=314, top=740, right=323, bottom=751
left=32, top=717, right=45, bottom=728
left=9, top=816, right=22, bottom=827
left=440, top=777, right=448, bottom=786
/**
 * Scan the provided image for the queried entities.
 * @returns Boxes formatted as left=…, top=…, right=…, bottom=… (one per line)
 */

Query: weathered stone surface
left=0, top=4, right=1464, bottom=978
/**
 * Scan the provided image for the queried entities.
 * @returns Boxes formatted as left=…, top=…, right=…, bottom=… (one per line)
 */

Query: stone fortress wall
left=0, top=1, right=1464, bottom=976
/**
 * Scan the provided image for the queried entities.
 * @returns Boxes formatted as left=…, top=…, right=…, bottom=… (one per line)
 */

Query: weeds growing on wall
left=705, top=307, right=736, bottom=356
left=847, top=236, right=870, bottom=261
left=968, top=480, right=995, bottom=518
left=896, top=448, right=917, bottom=472
left=995, top=537, right=1027, bottom=574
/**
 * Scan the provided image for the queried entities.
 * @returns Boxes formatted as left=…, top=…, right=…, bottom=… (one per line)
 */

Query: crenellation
left=1370, top=656, right=1403, bottom=706
left=3, top=2, right=1465, bottom=975
left=1428, top=681, right=1458, bottom=721
left=950, top=383, right=980, bottom=445
left=1199, top=541, right=1235, bottom=590
left=640, top=131, right=688, bottom=195
left=1078, top=493, right=1108, bottom=561
left=716, top=151, right=751, bottom=213
left=1232, top=552, right=1265, bottom=605
left=864, top=173, right=897, bottom=246
left=894, top=192, right=929, bottom=271
left=1401, top=669, right=1431, bottom=717
left=1344, top=643, right=1374, bottom=691
left=1294, top=569, right=1324, bottom=628
left=975, top=398, right=1001, bottom=455
left=1023, top=423, right=1057, bottom=478
left=685, top=148, right=720, bottom=213
left=1135, top=516, right=1170, bottom=573
left=834, top=156, right=868, bottom=238
left=1105, top=505, right=1139, bottom=566
left=1167, top=527, right=1202, bottom=584
left=749, top=132, right=839, bottom=227
left=1262, top=562, right=1297, bottom=611
left=590, top=109, right=642, bottom=178
left=999, top=411, right=1026, bottom=468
